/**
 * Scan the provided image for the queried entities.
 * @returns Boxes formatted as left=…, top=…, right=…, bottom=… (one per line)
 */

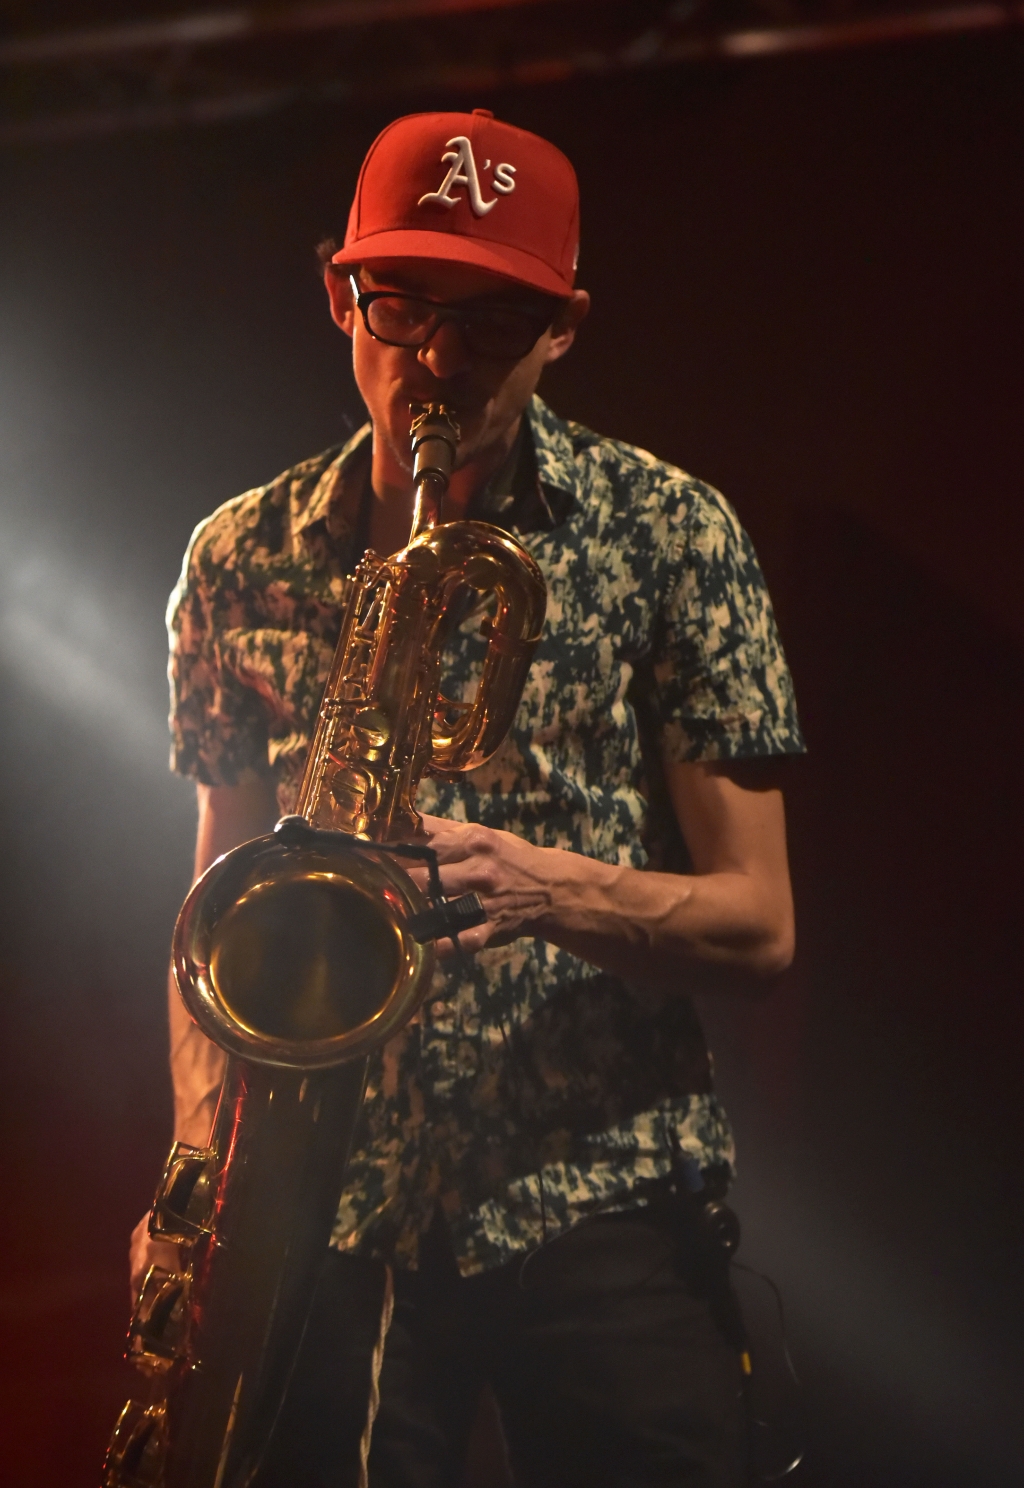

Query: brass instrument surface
left=298, top=520, right=546, bottom=841
left=108, top=1058, right=370, bottom=1488
left=105, top=407, right=547, bottom=1488
left=174, top=831, right=434, bottom=1067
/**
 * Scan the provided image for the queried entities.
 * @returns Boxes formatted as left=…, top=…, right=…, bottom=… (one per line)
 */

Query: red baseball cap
left=331, top=109, right=579, bottom=297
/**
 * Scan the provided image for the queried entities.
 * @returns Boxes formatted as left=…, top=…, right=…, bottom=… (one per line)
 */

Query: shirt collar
left=293, top=420, right=372, bottom=543
left=294, top=394, right=577, bottom=550
left=470, top=395, right=578, bottom=534
left=524, top=393, right=579, bottom=511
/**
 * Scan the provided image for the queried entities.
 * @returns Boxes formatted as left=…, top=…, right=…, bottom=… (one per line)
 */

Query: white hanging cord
left=357, top=1263, right=395, bottom=1488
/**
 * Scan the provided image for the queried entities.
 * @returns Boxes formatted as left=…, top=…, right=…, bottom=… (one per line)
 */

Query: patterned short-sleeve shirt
left=168, top=395, right=804, bottom=1275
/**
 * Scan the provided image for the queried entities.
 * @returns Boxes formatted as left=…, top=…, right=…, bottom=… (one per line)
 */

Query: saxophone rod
left=409, top=403, right=460, bottom=539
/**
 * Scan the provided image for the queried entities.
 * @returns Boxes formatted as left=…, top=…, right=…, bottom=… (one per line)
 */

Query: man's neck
left=368, top=413, right=523, bottom=550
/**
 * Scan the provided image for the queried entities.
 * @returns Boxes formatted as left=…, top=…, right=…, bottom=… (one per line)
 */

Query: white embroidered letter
left=418, top=136, right=498, bottom=216
left=492, top=162, right=516, bottom=195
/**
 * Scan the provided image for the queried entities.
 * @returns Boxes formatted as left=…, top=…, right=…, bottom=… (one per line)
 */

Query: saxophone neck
left=409, top=404, right=460, bottom=539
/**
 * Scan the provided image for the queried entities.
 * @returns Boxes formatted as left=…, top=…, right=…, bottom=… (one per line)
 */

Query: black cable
left=731, top=1260, right=804, bottom=1482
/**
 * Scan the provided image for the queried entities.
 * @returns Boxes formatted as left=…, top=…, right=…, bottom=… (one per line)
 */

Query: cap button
left=472, top=108, right=494, bottom=118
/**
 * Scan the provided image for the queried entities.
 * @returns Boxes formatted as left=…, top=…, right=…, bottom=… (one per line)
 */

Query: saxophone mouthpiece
left=409, top=404, right=460, bottom=538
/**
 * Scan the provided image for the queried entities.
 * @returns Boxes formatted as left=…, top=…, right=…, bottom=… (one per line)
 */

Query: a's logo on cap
left=418, top=135, right=516, bottom=218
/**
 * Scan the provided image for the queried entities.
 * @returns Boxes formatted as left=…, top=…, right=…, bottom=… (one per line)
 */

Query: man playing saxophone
left=135, top=109, right=803, bottom=1487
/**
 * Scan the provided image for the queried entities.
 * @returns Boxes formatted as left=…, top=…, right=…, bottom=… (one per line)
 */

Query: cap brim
left=331, top=229, right=573, bottom=298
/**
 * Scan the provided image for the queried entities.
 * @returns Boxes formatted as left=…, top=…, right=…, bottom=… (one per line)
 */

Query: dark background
left=1, top=27, right=1021, bottom=1488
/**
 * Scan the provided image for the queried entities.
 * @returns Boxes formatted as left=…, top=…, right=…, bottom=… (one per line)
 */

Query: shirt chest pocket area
left=515, top=584, right=656, bottom=743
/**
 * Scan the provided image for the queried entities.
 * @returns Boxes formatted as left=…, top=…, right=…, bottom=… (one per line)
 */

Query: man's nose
left=418, top=318, right=473, bottom=380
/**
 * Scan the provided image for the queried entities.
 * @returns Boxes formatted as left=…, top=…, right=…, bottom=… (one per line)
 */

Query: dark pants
left=256, top=1204, right=746, bottom=1488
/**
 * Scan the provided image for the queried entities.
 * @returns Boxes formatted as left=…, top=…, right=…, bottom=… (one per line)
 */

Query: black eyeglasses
left=350, top=276, right=556, bottom=361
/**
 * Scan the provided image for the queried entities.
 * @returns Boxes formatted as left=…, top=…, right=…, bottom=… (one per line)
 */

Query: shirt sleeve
left=650, top=484, right=805, bottom=763
left=166, top=515, right=273, bottom=787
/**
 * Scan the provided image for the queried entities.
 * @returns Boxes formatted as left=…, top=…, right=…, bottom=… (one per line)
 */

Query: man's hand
left=418, top=814, right=551, bottom=953
left=129, top=1210, right=182, bottom=1306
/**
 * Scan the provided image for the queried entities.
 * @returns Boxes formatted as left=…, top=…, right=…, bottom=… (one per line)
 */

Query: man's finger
left=418, top=816, right=477, bottom=863
left=434, top=920, right=491, bottom=958
left=436, top=863, right=492, bottom=904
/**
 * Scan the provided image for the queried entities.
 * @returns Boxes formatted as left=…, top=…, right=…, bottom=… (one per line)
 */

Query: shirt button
left=431, top=1000, right=446, bottom=1017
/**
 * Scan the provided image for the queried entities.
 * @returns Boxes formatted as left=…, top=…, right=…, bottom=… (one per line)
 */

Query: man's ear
left=543, top=289, right=590, bottom=365
left=324, top=267, right=356, bottom=336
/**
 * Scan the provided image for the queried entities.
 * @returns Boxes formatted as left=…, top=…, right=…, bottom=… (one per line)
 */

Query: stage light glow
left=734, top=1160, right=1022, bottom=1481
left=0, top=546, right=170, bottom=774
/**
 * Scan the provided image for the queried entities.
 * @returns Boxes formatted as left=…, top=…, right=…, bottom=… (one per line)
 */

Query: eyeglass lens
left=363, top=294, right=550, bottom=359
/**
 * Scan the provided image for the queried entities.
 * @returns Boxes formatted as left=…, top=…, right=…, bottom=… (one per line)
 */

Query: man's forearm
left=165, top=778, right=278, bottom=1147
left=532, top=848, right=794, bottom=993
left=168, top=966, right=225, bottom=1146
left=420, top=812, right=795, bottom=996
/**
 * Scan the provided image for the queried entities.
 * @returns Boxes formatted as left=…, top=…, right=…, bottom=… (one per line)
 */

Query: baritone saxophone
left=103, top=406, right=547, bottom=1488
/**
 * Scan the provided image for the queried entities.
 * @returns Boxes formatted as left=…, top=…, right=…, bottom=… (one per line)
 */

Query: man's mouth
left=401, top=386, right=487, bottom=418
